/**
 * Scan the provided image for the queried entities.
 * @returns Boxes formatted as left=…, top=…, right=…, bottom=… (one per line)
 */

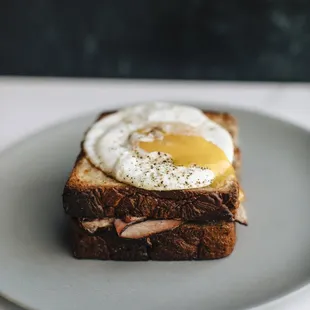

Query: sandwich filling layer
left=79, top=204, right=247, bottom=239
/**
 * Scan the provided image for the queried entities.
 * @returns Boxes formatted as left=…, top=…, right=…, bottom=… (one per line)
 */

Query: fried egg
left=83, top=102, right=234, bottom=190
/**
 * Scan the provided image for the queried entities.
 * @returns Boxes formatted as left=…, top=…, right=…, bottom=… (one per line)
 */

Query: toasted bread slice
left=63, top=111, right=242, bottom=222
left=71, top=218, right=236, bottom=261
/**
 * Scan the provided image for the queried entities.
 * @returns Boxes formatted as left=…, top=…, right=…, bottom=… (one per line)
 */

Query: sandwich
left=63, top=102, right=247, bottom=261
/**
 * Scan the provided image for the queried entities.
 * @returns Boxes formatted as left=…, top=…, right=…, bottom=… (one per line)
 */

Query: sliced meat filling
left=234, top=204, right=248, bottom=226
left=114, top=218, right=182, bottom=239
left=79, top=216, right=182, bottom=237
left=114, top=216, right=147, bottom=236
left=80, top=218, right=115, bottom=233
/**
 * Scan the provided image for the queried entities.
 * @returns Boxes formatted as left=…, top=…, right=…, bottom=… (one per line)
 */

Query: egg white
left=83, top=102, right=234, bottom=190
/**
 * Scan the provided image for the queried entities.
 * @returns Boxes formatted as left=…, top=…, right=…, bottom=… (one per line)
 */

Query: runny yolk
left=139, top=134, right=235, bottom=187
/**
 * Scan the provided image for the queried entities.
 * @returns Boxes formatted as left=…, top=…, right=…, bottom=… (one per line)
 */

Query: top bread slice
left=63, top=110, right=241, bottom=222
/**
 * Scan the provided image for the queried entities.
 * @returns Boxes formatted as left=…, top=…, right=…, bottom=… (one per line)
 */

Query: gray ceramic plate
left=0, top=104, right=310, bottom=310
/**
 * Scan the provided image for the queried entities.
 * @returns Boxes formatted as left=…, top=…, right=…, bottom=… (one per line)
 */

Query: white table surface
left=0, top=77, right=310, bottom=310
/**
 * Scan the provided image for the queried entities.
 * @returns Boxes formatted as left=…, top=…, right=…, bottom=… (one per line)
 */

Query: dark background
left=1, top=0, right=310, bottom=81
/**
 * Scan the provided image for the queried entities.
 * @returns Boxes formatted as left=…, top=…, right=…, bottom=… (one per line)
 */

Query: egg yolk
left=139, top=134, right=235, bottom=187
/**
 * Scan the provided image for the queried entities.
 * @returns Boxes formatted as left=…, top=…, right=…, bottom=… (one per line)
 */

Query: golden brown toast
left=63, top=111, right=242, bottom=222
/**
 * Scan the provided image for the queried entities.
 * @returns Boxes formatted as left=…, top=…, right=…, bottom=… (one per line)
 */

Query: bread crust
left=71, top=218, right=236, bottom=261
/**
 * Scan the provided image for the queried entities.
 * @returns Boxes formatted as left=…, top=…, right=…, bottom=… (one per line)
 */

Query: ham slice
left=80, top=216, right=181, bottom=238
left=123, top=216, right=146, bottom=224
left=234, top=204, right=248, bottom=225
left=114, top=218, right=182, bottom=239
left=114, top=216, right=146, bottom=236
left=80, top=218, right=115, bottom=233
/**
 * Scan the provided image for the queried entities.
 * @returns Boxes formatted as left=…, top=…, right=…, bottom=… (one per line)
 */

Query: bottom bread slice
left=71, top=219, right=236, bottom=261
